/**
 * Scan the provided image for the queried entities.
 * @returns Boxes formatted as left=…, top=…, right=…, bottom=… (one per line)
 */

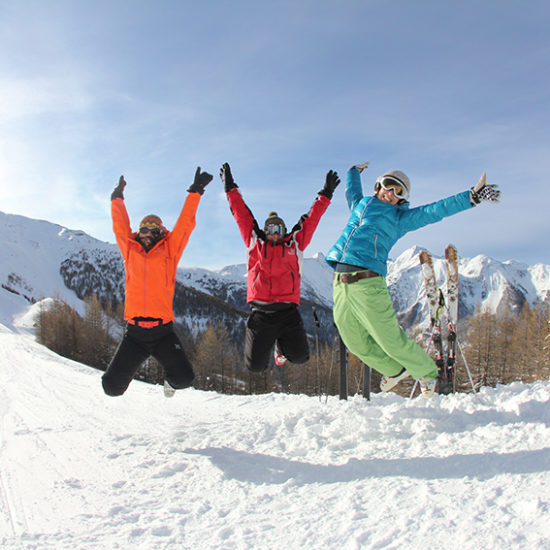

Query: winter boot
left=380, top=368, right=410, bottom=392
left=274, top=347, right=287, bottom=367
left=419, top=378, right=437, bottom=399
left=163, top=379, right=176, bottom=398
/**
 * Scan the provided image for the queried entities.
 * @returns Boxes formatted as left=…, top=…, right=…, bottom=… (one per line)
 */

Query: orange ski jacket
left=111, top=193, right=201, bottom=322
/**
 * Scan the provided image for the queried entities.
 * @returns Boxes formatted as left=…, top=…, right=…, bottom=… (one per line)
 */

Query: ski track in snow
left=1, top=328, right=550, bottom=549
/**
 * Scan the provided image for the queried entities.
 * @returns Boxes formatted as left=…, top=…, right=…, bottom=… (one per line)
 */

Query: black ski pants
left=102, top=322, right=194, bottom=396
left=245, top=305, right=309, bottom=372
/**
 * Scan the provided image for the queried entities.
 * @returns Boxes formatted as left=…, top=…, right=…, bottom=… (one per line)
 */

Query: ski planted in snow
left=419, top=246, right=459, bottom=394
left=442, top=244, right=459, bottom=394
left=419, top=250, right=445, bottom=387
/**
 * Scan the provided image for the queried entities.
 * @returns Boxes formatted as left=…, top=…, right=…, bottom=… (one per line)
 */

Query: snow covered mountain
left=1, top=211, right=549, bottom=340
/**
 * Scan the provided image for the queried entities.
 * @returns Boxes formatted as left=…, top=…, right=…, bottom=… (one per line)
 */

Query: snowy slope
left=1, top=325, right=550, bottom=549
left=0, top=211, right=118, bottom=326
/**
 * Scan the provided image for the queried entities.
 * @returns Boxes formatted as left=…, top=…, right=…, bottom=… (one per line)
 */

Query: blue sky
left=1, top=0, right=549, bottom=269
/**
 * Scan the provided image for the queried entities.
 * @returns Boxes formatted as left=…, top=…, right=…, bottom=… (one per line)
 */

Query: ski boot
left=419, top=378, right=437, bottom=399
left=380, top=368, right=410, bottom=392
left=163, top=379, right=176, bottom=398
left=274, top=347, right=287, bottom=367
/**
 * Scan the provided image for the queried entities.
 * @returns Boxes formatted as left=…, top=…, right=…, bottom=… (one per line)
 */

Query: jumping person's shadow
left=184, top=446, right=550, bottom=485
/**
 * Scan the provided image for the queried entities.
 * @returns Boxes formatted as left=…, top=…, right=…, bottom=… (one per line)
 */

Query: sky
left=2, top=323, right=550, bottom=548
left=1, top=0, right=549, bottom=270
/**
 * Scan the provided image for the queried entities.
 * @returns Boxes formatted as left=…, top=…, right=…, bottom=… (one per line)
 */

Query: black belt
left=334, top=270, right=381, bottom=284
left=128, top=318, right=168, bottom=328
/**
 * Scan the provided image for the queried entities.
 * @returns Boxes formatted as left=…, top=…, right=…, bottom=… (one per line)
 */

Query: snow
left=1, top=326, right=550, bottom=549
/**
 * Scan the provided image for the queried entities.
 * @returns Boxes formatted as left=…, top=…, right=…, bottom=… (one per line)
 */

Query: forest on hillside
left=36, top=295, right=550, bottom=398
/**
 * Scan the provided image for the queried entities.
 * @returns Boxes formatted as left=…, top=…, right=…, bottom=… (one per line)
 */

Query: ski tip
left=419, top=249, right=432, bottom=264
left=445, top=244, right=458, bottom=259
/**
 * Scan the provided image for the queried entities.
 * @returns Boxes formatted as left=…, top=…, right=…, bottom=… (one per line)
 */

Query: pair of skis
left=419, top=244, right=458, bottom=395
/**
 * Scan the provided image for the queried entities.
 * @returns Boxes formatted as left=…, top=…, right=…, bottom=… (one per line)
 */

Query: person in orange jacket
left=102, top=167, right=212, bottom=397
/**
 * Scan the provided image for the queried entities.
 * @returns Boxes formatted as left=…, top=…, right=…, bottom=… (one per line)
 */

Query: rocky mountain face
left=1, top=211, right=548, bottom=346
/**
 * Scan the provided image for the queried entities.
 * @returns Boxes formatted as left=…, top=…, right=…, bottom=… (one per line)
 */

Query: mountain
left=1, top=211, right=549, bottom=344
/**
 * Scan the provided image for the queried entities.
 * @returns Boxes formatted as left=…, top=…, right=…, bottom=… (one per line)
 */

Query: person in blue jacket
left=325, top=162, right=500, bottom=398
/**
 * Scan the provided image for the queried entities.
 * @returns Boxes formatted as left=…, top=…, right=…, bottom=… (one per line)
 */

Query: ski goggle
left=139, top=225, right=162, bottom=237
left=379, top=177, right=407, bottom=199
left=265, top=223, right=284, bottom=236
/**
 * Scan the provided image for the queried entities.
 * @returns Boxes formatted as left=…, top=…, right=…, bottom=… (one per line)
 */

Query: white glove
left=350, top=161, right=369, bottom=173
left=470, top=173, right=501, bottom=204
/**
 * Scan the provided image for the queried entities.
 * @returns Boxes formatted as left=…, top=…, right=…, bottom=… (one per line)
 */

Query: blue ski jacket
left=325, top=168, right=475, bottom=276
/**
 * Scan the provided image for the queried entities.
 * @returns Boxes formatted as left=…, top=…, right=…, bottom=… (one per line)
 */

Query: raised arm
left=221, top=163, right=257, bottom=247
left=110, top=176, right=133, bottom=260
left=293, top=170, right=340, bottom=250
left=400, top=173, right=501, bottom=234
left=345, top=164, right=367, bottom=210
left=170, top=167, right=212, bottom=260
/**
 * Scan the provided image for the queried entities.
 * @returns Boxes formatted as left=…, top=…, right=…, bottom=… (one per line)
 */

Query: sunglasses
left=265, top=224, right=284, bottom=236
left=379, top=177, right=407, bottom=198
left=139, top=226, right=162, bottom=237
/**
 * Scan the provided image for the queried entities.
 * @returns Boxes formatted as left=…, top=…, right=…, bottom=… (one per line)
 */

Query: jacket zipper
left=143, top=257, right=147, bottom=313
left=341, top=197, right=373, bottom=260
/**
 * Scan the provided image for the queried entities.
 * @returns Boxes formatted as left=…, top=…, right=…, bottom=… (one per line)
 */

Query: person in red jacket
left=102, top=167, right=212, bottom=397
left=220, top=162, right=340, bottom=372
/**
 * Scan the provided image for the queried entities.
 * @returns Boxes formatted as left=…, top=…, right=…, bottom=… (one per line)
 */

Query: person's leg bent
left=347, top=277, right=437, bottom=380
left=153, top=329, right=195, bottom=389
left=276, top=308, right=309, bottom=364
left=244, top=310, right=278, bottom=372
left=333, top=279, right=404, bottom=377
left=102, top=331, right=150, bottom=396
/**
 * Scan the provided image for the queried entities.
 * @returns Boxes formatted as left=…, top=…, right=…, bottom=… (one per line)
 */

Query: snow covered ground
left=1, top=325, right=549, bottom=550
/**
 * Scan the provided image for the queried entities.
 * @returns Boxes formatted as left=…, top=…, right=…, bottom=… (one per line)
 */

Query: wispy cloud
left=0, top=1, right=549, bottom=268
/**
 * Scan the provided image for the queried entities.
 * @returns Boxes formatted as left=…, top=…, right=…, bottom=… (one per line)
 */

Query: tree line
left=36, top=296, right=549, bottom=397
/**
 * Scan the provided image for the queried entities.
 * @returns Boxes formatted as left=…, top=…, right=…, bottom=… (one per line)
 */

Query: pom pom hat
left=264, top=211, right=286, bottom=234
left=138, top=214, right=167, bottom=235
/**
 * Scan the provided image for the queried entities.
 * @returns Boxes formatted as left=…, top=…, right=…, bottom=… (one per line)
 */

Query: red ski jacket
left=111, top=193, right=201, bottom=322
left=227, top=188, right=330, bottom=305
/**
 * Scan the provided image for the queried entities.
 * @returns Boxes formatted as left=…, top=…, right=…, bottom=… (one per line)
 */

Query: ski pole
left=312, top=307, right=322, bottom=401
left=440, top=301, right=477, bottom=394
left=456, top=337, right=477, bottom=393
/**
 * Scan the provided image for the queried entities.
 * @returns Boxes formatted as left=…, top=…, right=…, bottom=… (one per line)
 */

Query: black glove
left=470, top=173, right=501, bottom=205
left=111, top=175, right=126, bottom=200
left=220, top=162, right=238, bottom=192
left=318, top=170, right=341, bottom=200
left=187, top=167, right=213, bottom=195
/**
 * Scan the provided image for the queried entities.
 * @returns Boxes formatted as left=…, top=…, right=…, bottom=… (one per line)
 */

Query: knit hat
left=138, top=214, right=166, bottom=235
left=264, top=211, right=286, bottom=234
left=375, top=170, right=411, bottom=201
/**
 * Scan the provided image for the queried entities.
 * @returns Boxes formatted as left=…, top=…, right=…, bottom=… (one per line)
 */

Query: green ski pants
left=333, top=275, right=437, bottom=380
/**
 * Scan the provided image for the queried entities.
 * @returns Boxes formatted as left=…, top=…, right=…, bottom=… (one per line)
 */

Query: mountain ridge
left=1, top=210, right=548, bottom=343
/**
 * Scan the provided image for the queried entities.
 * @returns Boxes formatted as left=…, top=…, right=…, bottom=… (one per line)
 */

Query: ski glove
left=187, top=167, right=213, bottom=195
left=318, top=170, right=341, bottom=200
left=111, top=175, right=126, bottom=200
left=350, top=161, right=369, bottom=173
left=220, top=162, right=238, bottom=192
left=469, top=173, right=501, bottom=205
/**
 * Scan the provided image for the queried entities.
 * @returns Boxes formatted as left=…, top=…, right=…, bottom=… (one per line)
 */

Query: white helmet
left=375, top=170, right=411, bottom=201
